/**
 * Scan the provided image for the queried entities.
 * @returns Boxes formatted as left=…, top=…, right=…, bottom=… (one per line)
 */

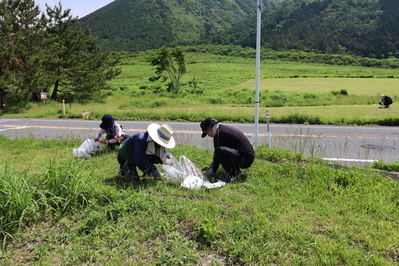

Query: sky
left=34, top=0, right=114, bottom=18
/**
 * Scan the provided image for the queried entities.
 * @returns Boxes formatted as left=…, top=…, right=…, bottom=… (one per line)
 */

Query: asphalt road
left=1, top=117, right=398, bottom=166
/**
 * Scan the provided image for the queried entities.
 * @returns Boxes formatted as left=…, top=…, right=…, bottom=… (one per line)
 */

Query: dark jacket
left=384, top=95, right=393, bottom=104
left=118, top=131, right=165, bottom=172
left=213, top=124, right=255, bottom=159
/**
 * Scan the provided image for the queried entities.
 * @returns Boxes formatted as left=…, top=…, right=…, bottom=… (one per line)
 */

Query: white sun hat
left=147, top=123, right=176, bottom=149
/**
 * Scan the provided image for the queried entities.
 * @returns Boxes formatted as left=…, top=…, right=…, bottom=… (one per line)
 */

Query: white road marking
left=0, top=126, right=29, bottom=132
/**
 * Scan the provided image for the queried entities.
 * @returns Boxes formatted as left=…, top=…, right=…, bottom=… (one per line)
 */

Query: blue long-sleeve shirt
left=118, top=131, right=168, bottom=172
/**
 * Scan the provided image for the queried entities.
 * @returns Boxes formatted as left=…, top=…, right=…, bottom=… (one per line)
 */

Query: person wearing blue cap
left=94, top=114, right=127, bottom=150
left=200, top=118, right=255, bottom=182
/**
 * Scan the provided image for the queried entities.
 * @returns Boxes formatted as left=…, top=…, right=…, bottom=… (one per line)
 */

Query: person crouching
left=379, top=94, right=393, bottom=108
left=200, top=118, right=255, bottom=182
left=117, top=123, right=175, bottom=181
left=94, top=114, right=128, bottom=150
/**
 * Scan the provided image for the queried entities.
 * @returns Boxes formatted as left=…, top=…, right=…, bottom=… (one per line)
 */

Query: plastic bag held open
left=162, top=154, right=225, bottom=189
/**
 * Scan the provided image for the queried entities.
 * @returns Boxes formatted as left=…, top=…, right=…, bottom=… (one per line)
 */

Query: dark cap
left=100, top=114, right=114, bottom=129
left=200, top=118, right=218, bottom=138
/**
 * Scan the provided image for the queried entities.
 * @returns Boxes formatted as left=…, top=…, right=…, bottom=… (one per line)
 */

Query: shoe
left=118, top=170, right=126, bottom=176
left=226, top=172, right=242, bottom=183
left=203, top=169, right=215, bottom=176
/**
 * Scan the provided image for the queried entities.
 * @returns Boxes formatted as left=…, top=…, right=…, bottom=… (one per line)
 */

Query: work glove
left=201, top=162, right=214, bottom=172
left=152, top=168, right=161, bottom=177
left=100, top=140, right=108, bottom=145
left=204, top=169, right=215, bottom=176
left=94, top=137, right=99, bottom=142
left=163, top=157, right=173, bottom=165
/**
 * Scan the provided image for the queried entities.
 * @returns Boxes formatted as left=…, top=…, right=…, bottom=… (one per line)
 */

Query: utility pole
left=252, top=0, right=262, bottom=144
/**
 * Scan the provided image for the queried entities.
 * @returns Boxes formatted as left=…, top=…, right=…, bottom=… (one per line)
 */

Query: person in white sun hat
left=117, top=123, right=176, bottom=181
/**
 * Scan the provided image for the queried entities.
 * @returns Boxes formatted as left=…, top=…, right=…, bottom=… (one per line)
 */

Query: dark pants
left=213, top=146, right=254, bottom=175
left=117, top=155, right=140, bottom=181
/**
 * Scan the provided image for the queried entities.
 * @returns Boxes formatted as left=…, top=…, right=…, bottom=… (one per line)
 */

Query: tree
left=0, top=0, right=49, bottom=105
left=43, top=3, right=121, bottom=101
left=149, top=45, right=186, bottom=93
left=0, top=0, right=121, bottom=108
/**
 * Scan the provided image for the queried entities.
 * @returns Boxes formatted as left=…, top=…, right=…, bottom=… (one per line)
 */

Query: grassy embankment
left=2, top=52, right=399, bottom=125
left=1, top=135, right=399, bottom=265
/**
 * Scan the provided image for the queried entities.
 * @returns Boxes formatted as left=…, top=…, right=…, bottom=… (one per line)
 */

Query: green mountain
left=220, top=0, right=399, bottom=59
left=77, top=0, right=399, bottom=58
left=77, top=0, right=283, bottom=51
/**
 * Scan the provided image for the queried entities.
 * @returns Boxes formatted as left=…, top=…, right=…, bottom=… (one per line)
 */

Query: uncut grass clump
left=37, top=159, right=106, bottom=217
left=0, top=165, right=43, bottom=244
left=371, top=160, right=399, bottom=172
left=273, top=113, right=323, bottom=124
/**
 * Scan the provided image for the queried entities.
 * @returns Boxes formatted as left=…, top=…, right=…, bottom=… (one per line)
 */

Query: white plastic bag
left=181, top=175, right=203, bottom=189
left=162, top=154, right=225, bottom=189
left=202, top=180, right=226, bottom=189
left=162, top=154, right=203, bottom=185
left=162, top=164, right=185, bottom=185
left=73, top=139, right=106, bottom=159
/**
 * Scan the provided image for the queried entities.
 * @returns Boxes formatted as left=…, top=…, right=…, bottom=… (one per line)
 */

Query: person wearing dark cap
left=117, top=123, right=175, bottom=181
left=94, top=114, right=128, bottom=150
left=200, top=118, right=255, bottom=182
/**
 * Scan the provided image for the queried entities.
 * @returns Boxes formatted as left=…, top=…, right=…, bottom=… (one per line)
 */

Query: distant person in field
left=94, top=114, right=128, bottom=150
left=379, top=94, right=393, bottom=108
left=117, top=123, right=175, bottom=181
left=200, top=118, right=255, bottom=182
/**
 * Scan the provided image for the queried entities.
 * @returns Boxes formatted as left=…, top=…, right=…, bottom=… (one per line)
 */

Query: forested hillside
left=77, top=0, right=399, bottom=58
left=220, top=0, right=399, bottom=59
left=77, top=0, right=283, bottom=51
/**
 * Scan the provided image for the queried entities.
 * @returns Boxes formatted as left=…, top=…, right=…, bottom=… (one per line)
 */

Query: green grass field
left=4, top=52, right=399, bottom=126
left=235, top=77, right=399, bottom=96
left=3, top=54, right=399, bottom=125
left=1, top=136, right=399, bottom=265
left=2, top=53, right=399, bottom=264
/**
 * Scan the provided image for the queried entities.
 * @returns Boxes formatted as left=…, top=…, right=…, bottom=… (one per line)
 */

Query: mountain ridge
left=77, top=0, right=399, bottom=59
left=219, top=0, right=399, bottom=59
left=77, top=0, right=282, bottom=51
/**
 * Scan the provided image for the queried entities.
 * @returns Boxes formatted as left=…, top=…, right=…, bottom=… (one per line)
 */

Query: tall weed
left=38, top=159, right=102, bottom=217
left=0, top=165, right=42, bottom=243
